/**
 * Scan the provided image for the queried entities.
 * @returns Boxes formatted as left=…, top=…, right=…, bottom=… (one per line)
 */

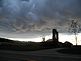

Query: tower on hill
left=52, top=29, right=59, bottom=44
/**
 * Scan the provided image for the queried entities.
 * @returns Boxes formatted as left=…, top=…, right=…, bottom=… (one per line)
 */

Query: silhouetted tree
left=42, top=37, right=45, bottom=42
left=69, top=20, right=80, bottom=45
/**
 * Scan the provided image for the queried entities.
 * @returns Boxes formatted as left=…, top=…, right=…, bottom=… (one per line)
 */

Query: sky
left=0, top=0, right=81, bottom=44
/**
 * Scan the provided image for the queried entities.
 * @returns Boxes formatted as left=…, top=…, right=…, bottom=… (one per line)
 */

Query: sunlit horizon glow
left=7, top=35, right=52, bottom=42
left=6, top=33, right=81, bottom=45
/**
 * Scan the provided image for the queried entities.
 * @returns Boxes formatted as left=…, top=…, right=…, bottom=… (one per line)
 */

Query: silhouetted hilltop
left=0, top=37, right=14, bottom=42
left=0, top=37, right=74, bottom=51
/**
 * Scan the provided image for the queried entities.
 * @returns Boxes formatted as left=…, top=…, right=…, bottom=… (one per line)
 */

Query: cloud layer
left=0, top=0, right=81, bottom=38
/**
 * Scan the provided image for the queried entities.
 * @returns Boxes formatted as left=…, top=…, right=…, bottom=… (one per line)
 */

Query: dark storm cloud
left=0, top=0, right=2, bottom=7
left=0, top=0, right=81, bottom=38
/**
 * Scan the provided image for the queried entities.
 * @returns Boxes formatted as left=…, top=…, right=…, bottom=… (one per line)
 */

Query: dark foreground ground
left=58, top=46, right=81, bottom=55
left=0, top=48, right=81, bottom=61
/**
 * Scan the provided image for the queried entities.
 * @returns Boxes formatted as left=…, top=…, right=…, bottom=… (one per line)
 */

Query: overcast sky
left=0, top=0, right=81, bottom=38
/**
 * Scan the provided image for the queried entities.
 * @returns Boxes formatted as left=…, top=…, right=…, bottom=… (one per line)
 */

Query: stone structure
left=52, top=29, right=59, bottom=44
